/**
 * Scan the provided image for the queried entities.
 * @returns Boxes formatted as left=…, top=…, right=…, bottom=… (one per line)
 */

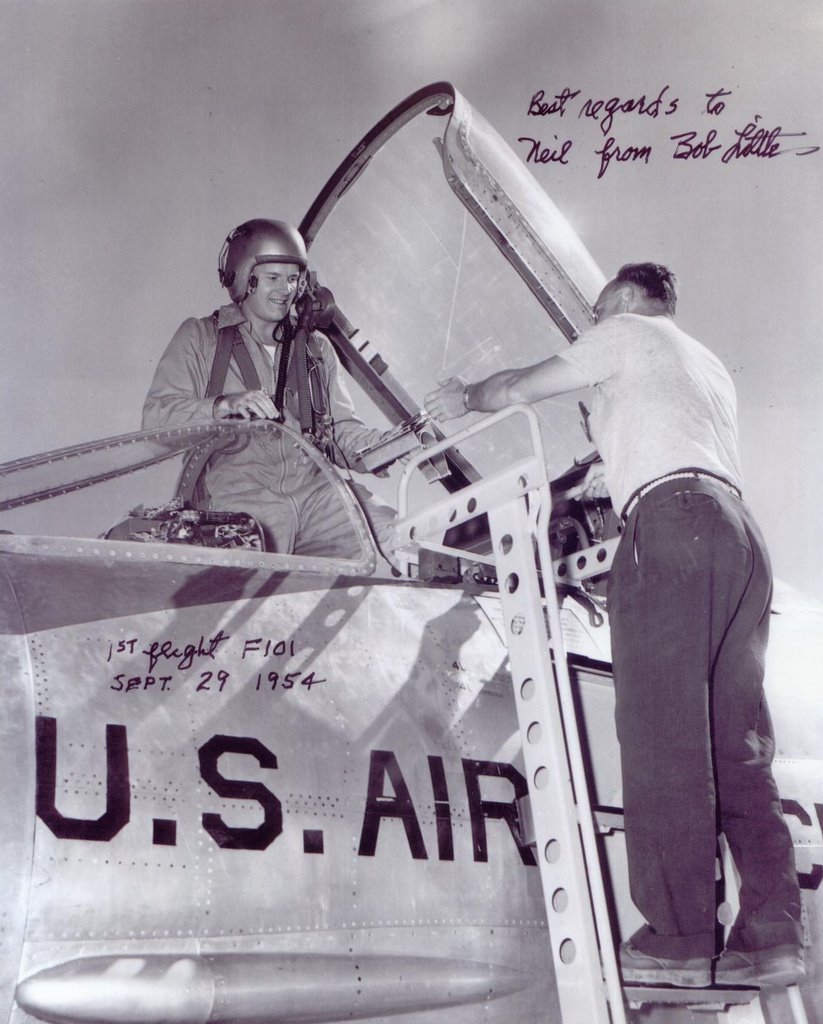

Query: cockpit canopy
left=0, top=83, right=608, bottom=577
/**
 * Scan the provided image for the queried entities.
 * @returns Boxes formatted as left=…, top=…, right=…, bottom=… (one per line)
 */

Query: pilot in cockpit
left=142, top=218, right=395, bottom=559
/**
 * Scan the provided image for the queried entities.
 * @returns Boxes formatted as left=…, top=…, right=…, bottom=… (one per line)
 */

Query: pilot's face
left=242, top=262, right=303, bottom=325
left=593, top=280, right=626, bottom=324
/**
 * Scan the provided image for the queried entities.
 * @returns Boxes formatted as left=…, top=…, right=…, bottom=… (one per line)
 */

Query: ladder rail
left=530, top=458, right=627, bottom=1021
left=395, top=406, right=626, bottom=1024
left=487, top=493, right=624, bottom=1023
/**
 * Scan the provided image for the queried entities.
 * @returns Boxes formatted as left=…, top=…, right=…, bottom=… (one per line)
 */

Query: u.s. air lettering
left=33, top=714, right=823, bottom=886
left=33, top=716, right=536, bottom=866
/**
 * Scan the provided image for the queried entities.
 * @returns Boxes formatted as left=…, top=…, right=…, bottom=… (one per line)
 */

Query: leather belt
left=620, top=469, right=742, bottom=525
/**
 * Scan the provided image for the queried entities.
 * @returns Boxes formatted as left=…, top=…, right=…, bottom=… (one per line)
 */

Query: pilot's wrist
left=212, top=395, right=227, bottom=419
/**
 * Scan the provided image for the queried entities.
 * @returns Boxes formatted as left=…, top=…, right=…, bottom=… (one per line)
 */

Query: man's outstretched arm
left=424, top=354, right=592, bottom=421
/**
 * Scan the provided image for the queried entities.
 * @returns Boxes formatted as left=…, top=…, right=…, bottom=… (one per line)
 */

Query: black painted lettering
left=428, top=755, right=454, bottom=861
left=35, top=716, right=130, bottom=841
left=798, top=864, right=823, bottom=891
left=462, top=758, right=536, bottom=866
left=782, top=798, right=812, bottom=827
left=781, top=799, right=823, bottom=890
left=198, top=734, right=282, bottom=850
left=358, top=750, right=428, bottom=859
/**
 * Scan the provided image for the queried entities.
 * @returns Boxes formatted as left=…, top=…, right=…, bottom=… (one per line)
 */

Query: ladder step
left=625, top=982, right=760, bottom=1010
left=593, top=808, right=624, bottom=833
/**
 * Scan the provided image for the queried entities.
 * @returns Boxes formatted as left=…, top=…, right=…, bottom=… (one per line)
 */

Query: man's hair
left=614, top=263, right=677, bottom=315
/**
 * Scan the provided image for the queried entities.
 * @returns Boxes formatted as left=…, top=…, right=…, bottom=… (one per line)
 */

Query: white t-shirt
left=557, top=313, right=742, bottom=513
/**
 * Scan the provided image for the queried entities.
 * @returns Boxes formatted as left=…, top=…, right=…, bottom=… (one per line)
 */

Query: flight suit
left=143, top=303, right=394, bottom=558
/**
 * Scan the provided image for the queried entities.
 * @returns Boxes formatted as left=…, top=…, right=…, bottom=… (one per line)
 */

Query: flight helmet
left=218, top=219, right=308, bottom=303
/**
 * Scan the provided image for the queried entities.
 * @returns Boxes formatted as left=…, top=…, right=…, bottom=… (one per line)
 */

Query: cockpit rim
left=0, top=420, right=379, bottom=577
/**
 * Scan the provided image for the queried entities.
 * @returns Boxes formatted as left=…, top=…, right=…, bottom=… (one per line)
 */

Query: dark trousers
left=608, top=478, right=802, bottom=960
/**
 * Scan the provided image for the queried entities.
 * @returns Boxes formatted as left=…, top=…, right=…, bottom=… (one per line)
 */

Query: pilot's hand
left=424, top=376, right=468, bottom=421
left=214, top=389, right=279, bottom=420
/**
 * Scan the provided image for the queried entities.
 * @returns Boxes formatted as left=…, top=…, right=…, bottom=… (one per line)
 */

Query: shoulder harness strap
left=206, top=311, right=261, bottom=397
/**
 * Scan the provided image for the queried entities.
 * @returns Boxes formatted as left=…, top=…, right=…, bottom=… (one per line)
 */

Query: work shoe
left=714, top=944, right=806, bottom=988
left=619, top=941, right=712, bottom=987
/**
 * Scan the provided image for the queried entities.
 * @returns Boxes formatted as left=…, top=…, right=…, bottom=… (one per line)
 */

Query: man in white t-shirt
left=425, top=263, right=803, bottom=990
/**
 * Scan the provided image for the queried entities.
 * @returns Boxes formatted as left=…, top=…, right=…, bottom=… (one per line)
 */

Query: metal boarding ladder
left=393, top=406, right=811, bottom=1024
left=395, top=405, right=624, bottom=1024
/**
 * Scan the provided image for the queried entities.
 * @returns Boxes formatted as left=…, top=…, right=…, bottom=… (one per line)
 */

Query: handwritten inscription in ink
left=104, top=632, right=326, bottom=694
left=518, top=85, right=818, bottom=179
